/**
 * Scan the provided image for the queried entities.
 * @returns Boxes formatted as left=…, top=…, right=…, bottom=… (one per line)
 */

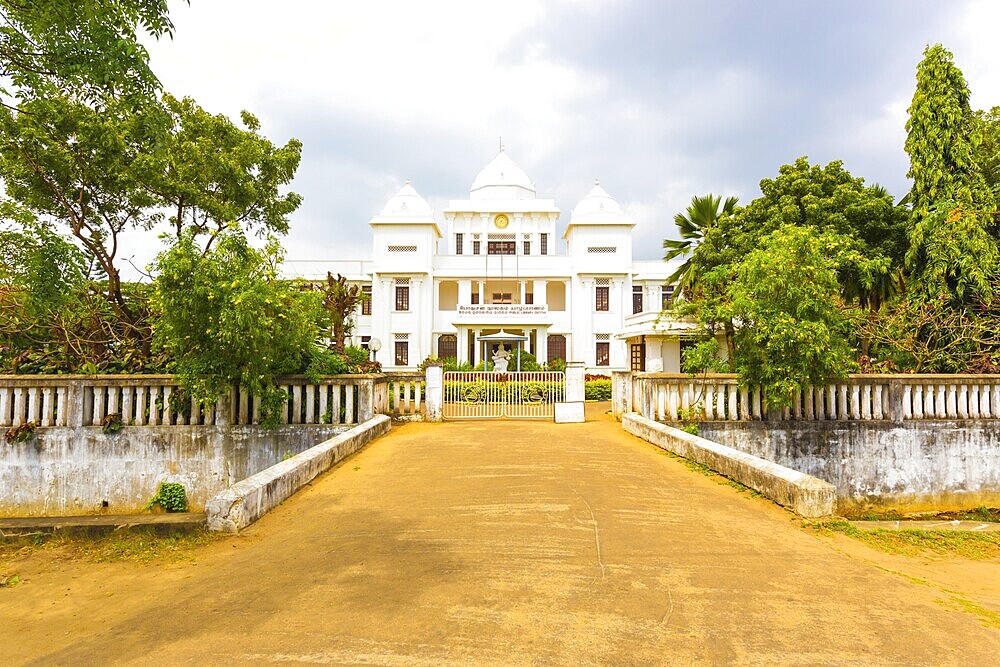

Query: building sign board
left=457, top=304, right=548, bottom=317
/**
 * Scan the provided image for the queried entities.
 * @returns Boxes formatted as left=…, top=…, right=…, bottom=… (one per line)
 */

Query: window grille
left=632, top=284, right=643, bottom=314
left=455, top=233, right=463, bottom=255
left=394, top=278, right=410, bottom=285
left=473, top=240, right=481, bottom=255
left=523, top=240, right=531, bottom=255
left=596, top=341, right=610, bottom=366
left=387, top=245, right=417, bottom=253
left=547, top=334, right=566, bottom=364
left=596, top=333, right=610, bottom=341
left=437, top=334, right=457, bottom=359
left=361, top=285, right=372, bottom=315
left=595, top=285, right=609, bottom=311
left=394, top=340, right=408, bottom=366
left=395, top=284, right=409, bottom=311
left=487, top=240, right=515, bottom=255
left=540, top=233, right=548, bottom=255
left=394, top=333, right=409, bottom=340
left=587, top=246, right=617, bottom=254
left=595, top=277, right=610, bottom=286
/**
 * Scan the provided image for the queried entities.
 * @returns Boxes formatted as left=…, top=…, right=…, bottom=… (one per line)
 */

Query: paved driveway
left=5, top=406, right=999, bottom=665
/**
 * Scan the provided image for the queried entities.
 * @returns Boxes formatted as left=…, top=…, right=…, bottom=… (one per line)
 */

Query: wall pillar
left=424, top=364, right=443, bottom=422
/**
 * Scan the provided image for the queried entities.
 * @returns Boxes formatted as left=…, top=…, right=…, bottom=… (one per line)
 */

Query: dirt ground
left=3, top=404, right=999, bottom=665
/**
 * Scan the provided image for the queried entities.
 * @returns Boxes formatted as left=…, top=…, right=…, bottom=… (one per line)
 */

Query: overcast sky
left=135, top=0, right=1000, bottom=273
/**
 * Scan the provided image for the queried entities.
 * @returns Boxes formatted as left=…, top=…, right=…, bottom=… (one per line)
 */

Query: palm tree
left=663, top=194, right=738, bottom=295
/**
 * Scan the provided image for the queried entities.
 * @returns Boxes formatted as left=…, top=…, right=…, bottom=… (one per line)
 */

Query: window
left=523, top=240, right=531, bottom=255
left=394, top=340, right=408, bottom=366
left=662, top=285, right=675, bottom=309
left=387, top=245, right=417, bottom=253
left=488, top=240, right=515, bottom=255
left=395, top=284, right=409, bottom=311
left=473, top=240, right=481, bottom=255
left=540, top=233, right=548, bottom=255
left=491, top=292, right=512, bottom=304
left=630, top=343, right=645, bottom=371
left=587, top=246, right=617, bottom=254
left=361, top=285, right=372, bottom=315
left=361, top=336, right=371, bottom=350
left=456, top=233, right=463, bottom=255
left=525, top=293, right=533, bottom=305
left=438, top=334, right=457, bottom=359
left=471, top=291, right=480, bottom=305
left=595, top=285, right=609, bottom=312
left=596, top=341, right=610, bottom=366
left=632, top=285, right=643, bottom=314
left=547, top=334, right=566, bottom=364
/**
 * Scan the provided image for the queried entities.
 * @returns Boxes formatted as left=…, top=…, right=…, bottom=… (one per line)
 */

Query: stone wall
left=700, top=420, right=1000, bottom=513
left=1, top=424, right=350, bottom=516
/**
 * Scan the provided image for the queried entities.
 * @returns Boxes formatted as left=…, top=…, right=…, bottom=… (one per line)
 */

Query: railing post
left=65, top=379, right=85, bottom=428
left=888, top=379, right=904, bottom=423
left=358, top=377, right=375, bottom=422
left=611, top=371, right=632, bottom=420
left=424, top=364, right=443, bottom=422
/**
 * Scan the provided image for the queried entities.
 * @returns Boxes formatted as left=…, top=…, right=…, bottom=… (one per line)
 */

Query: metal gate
left=442, top=371, right=566, bottom=419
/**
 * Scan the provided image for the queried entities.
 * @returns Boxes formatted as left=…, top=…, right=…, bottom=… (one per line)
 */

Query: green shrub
left=146, top=482, right=188, bottom=513
left=585, top=379, right=612, bottom=401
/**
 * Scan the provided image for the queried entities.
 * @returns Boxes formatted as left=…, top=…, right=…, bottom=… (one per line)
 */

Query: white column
left=538, top=328, right=548, bottom=366
left=519, top=280, right=526, bottom=304
left=536, top=279, right=547, bottom=307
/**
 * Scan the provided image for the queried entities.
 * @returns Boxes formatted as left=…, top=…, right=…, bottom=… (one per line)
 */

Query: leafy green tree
left=137, top=94, right=303, bottom=251
left=153, top=230, right=324, bottom=426
left=730, top=225, right=857, bottom=407
left=0, top=0, right=180, bottom=103
left=0, top=95, right=157, bottom=330
left=975, top=106, right=1000, bottom=198
left=663, top=193, right=738, bottom=295
left=904, top=44, right=997, bottom=302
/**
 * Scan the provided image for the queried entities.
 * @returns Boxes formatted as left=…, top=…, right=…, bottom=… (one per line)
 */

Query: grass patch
left=807, top=520, right=1000, bottom=559
left=942, top=596, right=1000, bottom=630
left=659, top=449, right=766, bottom=499
left=845, top=505, right=1000, bottom=523
left=1, top=528, right=220, bottom=568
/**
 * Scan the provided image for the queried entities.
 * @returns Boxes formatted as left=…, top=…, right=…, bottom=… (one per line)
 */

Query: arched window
left=438, top=334, right=457, bottom=360
left=547, top=334, right=566, bottom=364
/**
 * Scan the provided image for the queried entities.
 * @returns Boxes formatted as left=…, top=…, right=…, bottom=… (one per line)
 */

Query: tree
left=663, top=194, right=738, bottom=295
left=0, top=0, right=179, bottom=104
left=321, top=273, right=368, bottom=351
left=0, top=95, right=158, bottom=333
left=904, top=44, right=997, bottom=302
left=975, top=106, right=1000, bottom=199
left=730, top=225, right=856, bottom=407
left=136, top=94, right=303, bottom=252
left=153, top=231, right=324, bottom=425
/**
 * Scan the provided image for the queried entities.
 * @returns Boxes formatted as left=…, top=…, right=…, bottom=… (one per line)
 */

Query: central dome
left=469, top=150, right=535, bottom=200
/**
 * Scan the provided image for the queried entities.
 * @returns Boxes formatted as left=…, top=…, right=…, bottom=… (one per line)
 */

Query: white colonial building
left=302, top=150, right=695, bottom=373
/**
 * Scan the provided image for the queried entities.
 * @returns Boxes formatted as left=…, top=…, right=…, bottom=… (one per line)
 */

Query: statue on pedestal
left=492, top=343, right=510, bottom=373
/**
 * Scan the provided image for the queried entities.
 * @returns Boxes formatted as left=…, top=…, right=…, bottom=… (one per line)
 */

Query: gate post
left=425, top=363, right=443, bottom=422
left=556, top=362, right=586, bottom=423
left=565, top=362, right=586, bottom=402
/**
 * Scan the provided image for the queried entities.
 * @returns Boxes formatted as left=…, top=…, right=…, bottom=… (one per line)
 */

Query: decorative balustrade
left=613, top=373, right=1000, bottom=422
left=0, top=374, right=387, bottom=429
left=381, top=373, right=426, bottom=418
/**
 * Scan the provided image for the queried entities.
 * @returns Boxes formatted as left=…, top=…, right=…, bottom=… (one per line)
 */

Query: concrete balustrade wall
left=0, top=373, right=407, bottom=517
left=700, top=420, right=1000, bottom=513
left=0, top=423, right=354, bottom=516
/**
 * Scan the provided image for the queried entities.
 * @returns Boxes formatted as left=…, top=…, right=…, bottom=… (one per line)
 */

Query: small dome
left=570, top=181, right=626, bottom=220
left=470, top=150, right=535, bottom=199
left=379, top=180, right=433, bottom=218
